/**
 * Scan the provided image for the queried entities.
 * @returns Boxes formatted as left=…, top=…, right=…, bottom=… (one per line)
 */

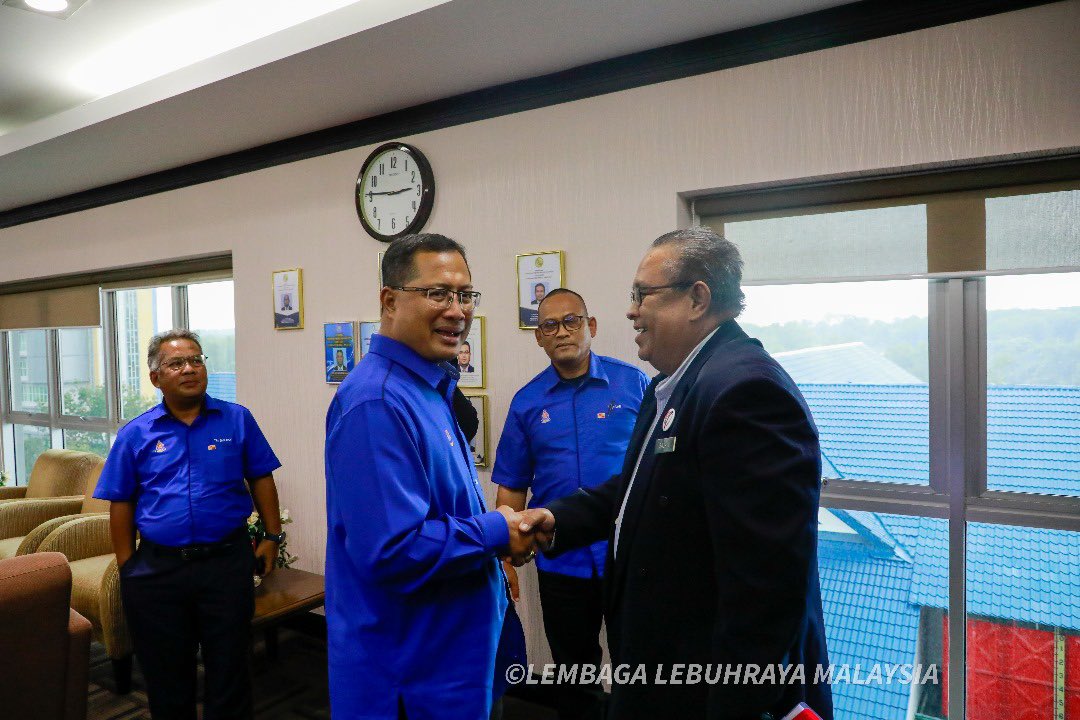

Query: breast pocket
left=205, top=445, right=244, bottom=485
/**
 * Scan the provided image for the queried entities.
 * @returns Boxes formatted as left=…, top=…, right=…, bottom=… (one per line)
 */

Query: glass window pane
left=985, top=273, right=1079, bottom=498
left=59, top=327, right=107, bottom=418
left=62, top=429, right=111, bottom=458
left=819, top=510, right=947, bottom=719
left=964, top=521, right=1080, bottom=719
left=188, top=280, right=236, bottom=403
left=986, top=189, right=1080, bottom=271
left=713, top=204, right=927, bottom=281
left=115, top=288, right=172, bottom=420
left=13, top=424, right=52, bottom=485
left=7, top=329, right=49, bottom=414
left=740, top=280, right=930, bottom=485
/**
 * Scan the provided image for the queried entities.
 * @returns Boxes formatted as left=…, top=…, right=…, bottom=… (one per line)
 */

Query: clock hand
left=366, top=187, right=414, bottom=198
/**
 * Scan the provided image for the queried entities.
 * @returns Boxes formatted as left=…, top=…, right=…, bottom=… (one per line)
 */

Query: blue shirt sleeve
left=93, top=429, right=138, bottom=501
left=241, top=407, right=282, bottom=479
left=491, top=403, right=533, bottom=490
left=326, top=397, right=509, bottom=593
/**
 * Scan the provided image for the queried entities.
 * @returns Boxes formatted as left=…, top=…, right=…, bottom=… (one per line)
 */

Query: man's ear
left=588, top=316, right=598, bottom=338
left=534, top=327, right=544, bottom=347
left=149, top=370, right=162, bottom=390
left=380, top=287, right=396, bottom=316
left=687, top=281, right=712, bottom=322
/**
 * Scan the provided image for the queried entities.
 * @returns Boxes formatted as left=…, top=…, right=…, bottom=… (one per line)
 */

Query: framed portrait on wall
left=272, top=268, right=304, bottom=330
left=377, top=251, right=385, bottom=288
left=359, top=321, right=381, bottom=357
left=516, top=250, right=564, bottom=329
left=465, top=394, right=489, bottom=468
left=324, top=322, right=357, bottom=384
left=456, top=316, right=485, bottom=389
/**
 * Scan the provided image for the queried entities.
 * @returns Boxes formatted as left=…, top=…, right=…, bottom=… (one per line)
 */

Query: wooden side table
left=253, top=567, right=325, bottom=659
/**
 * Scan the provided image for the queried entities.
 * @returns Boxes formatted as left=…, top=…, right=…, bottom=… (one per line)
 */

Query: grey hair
left=650, top=227, right=745, bottom=316
left=147, top=329, right=202, bottom=371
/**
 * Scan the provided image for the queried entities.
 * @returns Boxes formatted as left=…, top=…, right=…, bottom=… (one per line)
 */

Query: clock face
left=355, top=143, right=434, bottom=242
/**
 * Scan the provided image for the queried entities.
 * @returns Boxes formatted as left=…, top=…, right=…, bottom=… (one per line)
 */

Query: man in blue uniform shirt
left=494, top=288, right=647, bottom=720
left=324, top=233, right=532, bottom=720
left=95, top=329, right=284, bottom=720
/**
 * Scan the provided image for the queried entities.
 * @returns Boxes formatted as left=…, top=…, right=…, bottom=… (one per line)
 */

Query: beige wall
left=3, top=2, right=1078, bottom=661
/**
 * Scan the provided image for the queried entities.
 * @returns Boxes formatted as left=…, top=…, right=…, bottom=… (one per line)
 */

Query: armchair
left=38, top=513, right=134, bottom=693
left=0, top=451, right=106, bottom=560
left=0, top=552, right=92, bottom=720
left=0, top=448, right=100, bottom=504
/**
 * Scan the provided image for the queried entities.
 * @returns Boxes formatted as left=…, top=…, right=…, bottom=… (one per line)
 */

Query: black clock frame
left=355, top=142, right=435, bottom=242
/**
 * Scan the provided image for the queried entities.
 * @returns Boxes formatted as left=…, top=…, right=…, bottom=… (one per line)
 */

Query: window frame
left=0, top=279, right=230, bottom=486
left=704, top=168, right=1080, bottom=720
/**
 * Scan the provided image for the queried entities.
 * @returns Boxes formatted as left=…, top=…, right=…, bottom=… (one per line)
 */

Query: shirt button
left=658, top=495, right=669, bottom=507
left=637, top=567, right=647, bottom=578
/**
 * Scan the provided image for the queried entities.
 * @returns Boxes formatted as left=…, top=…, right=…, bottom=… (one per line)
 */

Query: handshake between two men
left=495, top=506, right=556, bottom=566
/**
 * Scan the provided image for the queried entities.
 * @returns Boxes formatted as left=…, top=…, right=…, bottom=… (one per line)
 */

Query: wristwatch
left=263, top=530, right=287, bottom=544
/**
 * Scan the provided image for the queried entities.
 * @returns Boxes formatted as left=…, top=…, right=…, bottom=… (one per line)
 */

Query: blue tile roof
left=776, top=342, right=922, bottom=384
left=818, top=534, right=920, bottom=720
left=207, top=372, right=237, bottom=403
left=801, top=384, right=1080, bottom=496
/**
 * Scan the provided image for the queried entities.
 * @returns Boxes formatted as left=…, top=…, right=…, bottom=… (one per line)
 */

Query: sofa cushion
left=0, top=536, right=23, bottom=560
left=69, top=554, right=114, bottom=628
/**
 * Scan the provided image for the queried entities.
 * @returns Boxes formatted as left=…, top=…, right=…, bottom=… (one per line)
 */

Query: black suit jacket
left=547, top=320, right=832, bottom=720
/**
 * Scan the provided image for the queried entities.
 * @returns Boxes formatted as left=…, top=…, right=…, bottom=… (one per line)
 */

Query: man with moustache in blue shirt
left=324, top=233, right=532, bottom=720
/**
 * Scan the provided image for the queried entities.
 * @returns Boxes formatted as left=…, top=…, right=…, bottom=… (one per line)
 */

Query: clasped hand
left=495, top=506, right=555, bottom=567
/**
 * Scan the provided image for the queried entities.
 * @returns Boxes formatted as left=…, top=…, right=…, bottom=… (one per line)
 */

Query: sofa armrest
left=0, top=496, right=85, bottom=539
left=38, top=514, right=115, bottom=563
left=0, top=486, right=28, bottom=501
left=17, top=512, right=105, bottom=555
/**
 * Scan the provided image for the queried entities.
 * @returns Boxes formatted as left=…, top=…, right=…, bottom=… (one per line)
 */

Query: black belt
left=143, top=526, right=249, bottom=561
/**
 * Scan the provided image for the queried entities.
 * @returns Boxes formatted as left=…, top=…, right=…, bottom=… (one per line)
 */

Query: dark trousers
left=120, top=534, right=255, bottom=720
left=537, top=570, right=607, bottom=720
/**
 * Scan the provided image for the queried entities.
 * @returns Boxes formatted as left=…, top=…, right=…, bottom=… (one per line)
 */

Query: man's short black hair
left=537, top=288, right=589, bottom=316
left=381, top=233, right=470, bottom=288
left=460, top=341, right=471, bottom=350
left=534, top=283, right=545, bottom=290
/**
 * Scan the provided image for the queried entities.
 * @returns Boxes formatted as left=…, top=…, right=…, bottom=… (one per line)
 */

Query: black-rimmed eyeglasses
left=392, top=286, right=481, bottom=310
left=629, top=283, right=693, bottom=306
left=538, top=314, right=588, bottom=336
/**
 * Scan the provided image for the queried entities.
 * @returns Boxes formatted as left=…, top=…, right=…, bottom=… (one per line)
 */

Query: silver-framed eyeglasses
left=538, top=314, right=588, bottom=336
left=629, top=282, right=694, bottom=306
left=159, top=355, right=208, bottom=372
left=392, top=286, right=481, bottom=310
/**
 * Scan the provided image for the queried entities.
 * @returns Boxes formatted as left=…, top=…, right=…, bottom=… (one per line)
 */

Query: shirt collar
left=543, top=352, right=609, bottom=394
left=654, top=326, right=720, bottom=406
left=370, top=334, right=456, bottom=398
left=149, top=394, right=222, bottom=423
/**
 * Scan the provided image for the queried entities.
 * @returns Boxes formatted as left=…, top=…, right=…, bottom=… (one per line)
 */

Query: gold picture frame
left=465, top=394, right=490, bottom=468
left=516, top=250, right=565, bottom=329
left=272, top=268, right=304, bottom=330
left=457, top=316, right=486, bottom=389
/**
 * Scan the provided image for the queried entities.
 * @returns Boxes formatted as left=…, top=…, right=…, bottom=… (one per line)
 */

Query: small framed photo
left=272, top=269, right=304, bottom=330
left=359, top=321, right=381, bottom=357
left=516, top=250, right=564, bottom=329
left=324, top=322, right=357, bottom=384
left=377, top=251, right=385, bottom=288
left=465, top=394, right=489, bottom=468
left=457, top=316, right=486, bottom=389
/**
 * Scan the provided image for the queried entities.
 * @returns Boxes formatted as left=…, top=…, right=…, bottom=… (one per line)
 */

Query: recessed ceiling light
left=25, top=0, right=68, bottom=11
left=2, top=0, right=88, bottom=19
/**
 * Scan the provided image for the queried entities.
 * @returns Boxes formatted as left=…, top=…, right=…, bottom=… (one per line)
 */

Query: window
left=703, top=174, right=1080, bottom=720
left=1, top=278, right=234, bottom=485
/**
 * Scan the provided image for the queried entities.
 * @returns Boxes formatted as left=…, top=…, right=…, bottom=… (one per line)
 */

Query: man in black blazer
left=520, top=228, right=832, bottom=720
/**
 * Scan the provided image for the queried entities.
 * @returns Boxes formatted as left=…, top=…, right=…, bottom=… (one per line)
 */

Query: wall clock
left=355, top=142, right=435, bottom=242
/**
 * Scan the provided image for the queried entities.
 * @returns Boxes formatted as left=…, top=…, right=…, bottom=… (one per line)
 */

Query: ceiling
left=0, top=0, right=859, bottom=214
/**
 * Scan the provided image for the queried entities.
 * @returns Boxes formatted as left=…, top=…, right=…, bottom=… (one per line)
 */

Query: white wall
left=3, top=2, right=1078, bottom=661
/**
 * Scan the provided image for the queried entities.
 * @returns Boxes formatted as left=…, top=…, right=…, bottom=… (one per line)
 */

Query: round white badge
left=662, top=407, right=676, bottom=431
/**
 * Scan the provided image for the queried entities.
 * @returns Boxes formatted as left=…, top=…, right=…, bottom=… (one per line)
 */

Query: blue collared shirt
left=493, top=353, right=648, bottom=578
left=324, top=334, right=512, bottom=720
left=94, top=395, right=281, bottom=546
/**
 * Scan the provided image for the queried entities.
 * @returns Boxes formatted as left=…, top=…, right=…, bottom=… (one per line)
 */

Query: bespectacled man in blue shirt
left=493, top=289, right=648, bottom=720
left=324, top=233, right=534, bottom=720
left=95, top=329, right=284, bottom=719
